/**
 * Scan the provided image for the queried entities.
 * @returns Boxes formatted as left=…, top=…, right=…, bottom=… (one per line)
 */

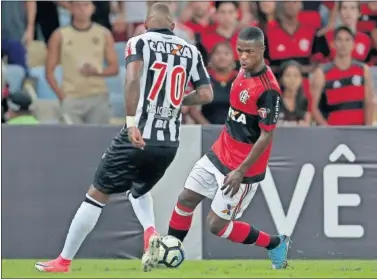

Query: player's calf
left=207, top=209, right=281, bottom=250
left=35, top=186, right=107, bottom=272
left=168, top=189, right=204, bottom=242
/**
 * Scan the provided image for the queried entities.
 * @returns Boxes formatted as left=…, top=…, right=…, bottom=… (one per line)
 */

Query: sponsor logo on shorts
left=221, top=204, right=236, bottom=216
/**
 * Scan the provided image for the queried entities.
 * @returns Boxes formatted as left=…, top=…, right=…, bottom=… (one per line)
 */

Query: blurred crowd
left=1, top=1, right=377, bottom=126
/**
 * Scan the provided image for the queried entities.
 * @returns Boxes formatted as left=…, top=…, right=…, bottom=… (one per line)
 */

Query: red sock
left=168, top=202, right=194, bottom=242
left=58, top=255, right=71, bottom=265
left=218, top=221, right=250, bottom=243
left=217, top=221, right=275, bottom=248
left=255, top=230, right=272, bottom=247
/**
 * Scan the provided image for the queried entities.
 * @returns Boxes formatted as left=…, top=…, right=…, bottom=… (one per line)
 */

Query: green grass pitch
left=2, top=259, right=377, bottom=278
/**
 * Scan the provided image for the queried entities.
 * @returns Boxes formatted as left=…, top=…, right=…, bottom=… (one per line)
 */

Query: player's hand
left=128, top=127, right=146, bottom=149
left=221, top=169, right=244, bottom=198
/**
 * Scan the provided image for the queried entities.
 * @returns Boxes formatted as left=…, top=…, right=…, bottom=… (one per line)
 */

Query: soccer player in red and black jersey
left=166, top=27, right=290, bottom=270
left=311, top=26, right=375, bottom=126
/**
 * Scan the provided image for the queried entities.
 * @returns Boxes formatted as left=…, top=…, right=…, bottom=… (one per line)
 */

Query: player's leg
left=35, top=136, right=137, bottom=272
left=167, top=188, right=205, bottom=241
left=128, top=146, right=178, bottom=271
left=167, top=157, right=218, bottom=242
left=35, top=187, right=109, bottom=273
left=128, top=192, right=157, bottom=250
left=208, top=183, right=290, bottom=269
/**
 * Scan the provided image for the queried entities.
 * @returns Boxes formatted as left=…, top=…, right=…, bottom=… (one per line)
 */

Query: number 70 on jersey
left=147, top=61, right=187, bottom=108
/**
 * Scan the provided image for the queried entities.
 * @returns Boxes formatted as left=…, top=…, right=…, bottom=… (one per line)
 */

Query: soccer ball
left=158, top=235, right=185, bottom=268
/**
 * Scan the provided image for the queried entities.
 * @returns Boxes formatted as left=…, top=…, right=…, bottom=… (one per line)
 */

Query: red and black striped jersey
left=358, top=3, right=377, bottom=35
left=320, top=60, right=366, bottom=126
left=206, top=66, right=281, bottom=183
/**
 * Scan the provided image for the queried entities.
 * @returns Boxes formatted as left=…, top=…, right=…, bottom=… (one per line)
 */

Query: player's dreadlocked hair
left=238, top=26, right=265, bottom=44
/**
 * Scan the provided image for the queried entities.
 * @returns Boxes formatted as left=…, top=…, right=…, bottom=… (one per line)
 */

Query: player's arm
left=98, top=30, right=119, bottom=77
left=124, top=37, right=145, bottom=148
left=310, top=67, right=328, bottom=125
left=237, top=90, right=280, bottom=175
left=124, top=37, right=144, bottom=120
left=187, top=106, right=211, bottom=124
left=46, top=30, right=65, bottom=101
left=182, top=50, right=213, bottom=105
left=363, top=64, right=375, bottom=125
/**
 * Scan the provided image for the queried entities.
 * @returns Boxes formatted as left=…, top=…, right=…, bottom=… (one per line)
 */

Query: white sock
left=60, top=197, right=103, bottom=260
left=129, top=192, right=156, bottom=231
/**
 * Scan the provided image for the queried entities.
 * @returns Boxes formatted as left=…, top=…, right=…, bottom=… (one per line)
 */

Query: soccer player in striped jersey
left=35, top=3, right=213, bottom=273
left=167, top=27, right=290, bottom=270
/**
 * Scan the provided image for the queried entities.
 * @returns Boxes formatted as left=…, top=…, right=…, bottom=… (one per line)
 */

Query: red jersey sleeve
left=256, top=89, right=281, bottom=131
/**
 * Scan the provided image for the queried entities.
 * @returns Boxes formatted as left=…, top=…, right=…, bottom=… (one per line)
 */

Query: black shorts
left=93, top=129, right=178, bottom=198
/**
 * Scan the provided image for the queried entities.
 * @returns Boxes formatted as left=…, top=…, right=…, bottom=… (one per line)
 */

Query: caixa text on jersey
left=149, top=41, right=192, bottom=58
left=147, top=103, right=180, bottom=119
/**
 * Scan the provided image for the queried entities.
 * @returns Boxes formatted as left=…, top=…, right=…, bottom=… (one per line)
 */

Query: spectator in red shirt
left=264, top=1, right=319, bottom=77
left=316, top=1, right=372, bottom=63
left=183, top=1, right=216, bottom=38
left=264, top=1, right=320, bottom=109
left=201, top=1, right=240, bottom=66
left=300, top=1, right=322, bottom=30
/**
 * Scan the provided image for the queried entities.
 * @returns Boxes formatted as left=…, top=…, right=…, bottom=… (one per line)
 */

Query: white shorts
left=184, top=155, right=259, bottom=220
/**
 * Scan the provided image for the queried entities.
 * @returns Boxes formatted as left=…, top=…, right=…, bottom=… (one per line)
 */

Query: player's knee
left=206, top=211, right=229, bottom=236
left=87, top=185, right=109, bottom=205
left=177, top=189, right=203, bottom=210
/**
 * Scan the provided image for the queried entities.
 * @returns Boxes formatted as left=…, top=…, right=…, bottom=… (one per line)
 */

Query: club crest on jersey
left=149, top=41, right=192, bottom=58
left=258, top=108, right=270, bottom=119
left=228, top=107, right=246, bottom=124
left=352, top=75, right=362, bottom=86
left=239, top=90, right=250, bottom=104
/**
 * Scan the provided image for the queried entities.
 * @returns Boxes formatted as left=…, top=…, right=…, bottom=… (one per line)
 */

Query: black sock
left=168, top=227, right=188, bottom=242
left=266, top=235, right=281, bottom=250
left=239, top=224, right=281, bottom=250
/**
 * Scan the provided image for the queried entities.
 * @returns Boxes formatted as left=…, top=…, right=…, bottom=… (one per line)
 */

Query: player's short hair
left=214, top=1, right=239, bottom=10
left=147, top=2, right=173, bottom=22
left=238, top=26, right=265, bottom=43
left=338, top=1, right=360, bottom=11
left=334, top=26, right=355, bottom=39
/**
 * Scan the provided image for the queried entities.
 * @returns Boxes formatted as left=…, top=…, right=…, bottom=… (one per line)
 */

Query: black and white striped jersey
left=124, top=28, right=210, bottom=147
